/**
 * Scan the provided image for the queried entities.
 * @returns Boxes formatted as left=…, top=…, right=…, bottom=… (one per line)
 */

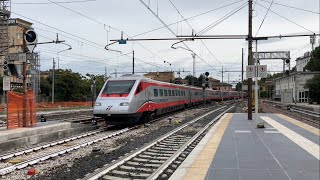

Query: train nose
left=93, top=100, right=130, bottom=114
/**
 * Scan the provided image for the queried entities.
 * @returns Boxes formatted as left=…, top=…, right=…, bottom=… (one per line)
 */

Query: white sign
left=258, top=65, right=267, bottom=78
left=246, top=65, right=255, bottom=78
left=18, top=53, right=27, bottom=62
left=3, top=77, right=10, bottom=91
left=242, top=85, right=259, bottom=91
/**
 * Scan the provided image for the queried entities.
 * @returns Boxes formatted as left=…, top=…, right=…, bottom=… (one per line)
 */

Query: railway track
left=0, top=104, right=226, bottom=177
left=82, top=105, right=234, bottom=180
left=261, top=101, right=319, bottom=128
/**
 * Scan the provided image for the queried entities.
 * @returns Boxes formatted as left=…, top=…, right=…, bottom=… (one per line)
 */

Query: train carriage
left=93, top=75, right=240, bottom=125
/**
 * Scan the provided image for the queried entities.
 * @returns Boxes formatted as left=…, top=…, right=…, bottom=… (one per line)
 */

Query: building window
left=154, top=89, right=158, bottom=97
left=159, top=89, right=163, bottom=97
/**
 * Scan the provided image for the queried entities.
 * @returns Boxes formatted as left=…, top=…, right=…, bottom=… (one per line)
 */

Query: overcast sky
left=11, top=0, right=320, bottom=83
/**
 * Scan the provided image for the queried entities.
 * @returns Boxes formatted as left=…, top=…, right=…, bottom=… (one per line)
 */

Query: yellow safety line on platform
left=276, top=114, right=319, bottom=136
left=183, top=113, right=233, bottom=180
left=261, top=116, right=320, bottom=160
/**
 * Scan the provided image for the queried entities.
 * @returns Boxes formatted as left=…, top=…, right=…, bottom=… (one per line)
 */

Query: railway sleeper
left=153, top=146, right=179, bottom=151
left=138, top=154, right=169, bottom=160
left=103, top=174, right=131, bottom=180
left=143, top=151, right=172, bottom=157
left=109, top=170, right=149, bottom=179
left=132, top=157, right=166, bottom=164
left=156, top=143, right=181, bottom=148
left=161, top=139, right=188, bottom=144
left=112, top=169, right=151, bottom=178
left=126, top=161, right=161, bottom=168
left=119, top=165, right=155, bottom=173
left=147, top=149, right=176, bottom=154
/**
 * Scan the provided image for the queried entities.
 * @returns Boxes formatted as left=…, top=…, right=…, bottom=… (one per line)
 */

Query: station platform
left=0, top=121, right=97, bottom=153
left=170, top=113, right=319, bottom=180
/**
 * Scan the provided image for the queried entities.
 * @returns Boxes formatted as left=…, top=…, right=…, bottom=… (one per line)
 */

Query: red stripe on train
left=136, top=100, right=189, bottom=113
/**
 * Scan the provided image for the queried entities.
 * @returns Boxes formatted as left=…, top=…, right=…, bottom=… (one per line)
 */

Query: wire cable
left=255, top=0, right=274, bottom=37
left=197, top=2, right=248, bottom=35
left=132, top=0, right=245, bottom=38
left=168, top=0, right=223, bottom=65
left=13, top=0, right=96, bottom=5
left=47, top=0, right=168, bottom=66
left=255, top=2, right=315, bottom=33
left=138, top=0, right=217, bottom=72
left=259, top=0, right=319, bottom=14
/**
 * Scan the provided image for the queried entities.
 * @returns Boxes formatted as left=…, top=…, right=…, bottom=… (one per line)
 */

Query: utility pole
left=228, top=73, right=230, bottom=85
left=105, top=66, right=107, bottom=80
left=22, top=59, right=27, bottom=127
left=192, top=53, right=196, bottom=86
left=254, top=40, right=259, bottom=116
left=132, top=50, right=135, bottom=74
left=241, top=48, right=244, bottom=100
left=310, top=35, right=315, bottom=51
left=248, top=0, right=253, bottom=120
left=52, top=58, right=55, bottom=104
left=221, top=66, right=224, bottom=102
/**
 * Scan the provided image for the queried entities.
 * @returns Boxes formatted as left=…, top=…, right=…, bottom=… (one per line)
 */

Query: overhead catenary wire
left=12, top=12, right=165, bottom=70
left=258, top=0, right=319, bottom=14
left=197, top=2, right=248, bottom=35
left=132, top=0, right=245, bottom=38
left=13, top=0, right=96, bottom=5
left=255, top=2, right=315, bottom=33
left=47, top=0, right=168, bottom=66
left=255, top=0, right=275, bottom=37
left=138, top=0, right=218, bottom=72
left=168, top=0, right=223, bottom=65
left=39, top=48, right=160, bottom=69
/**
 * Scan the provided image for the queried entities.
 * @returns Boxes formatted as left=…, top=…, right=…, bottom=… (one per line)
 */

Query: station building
left=274, top=51, right=320, bottom=103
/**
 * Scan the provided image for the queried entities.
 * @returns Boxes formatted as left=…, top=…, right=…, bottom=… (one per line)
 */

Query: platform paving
left=170, top=113, right=320, bottom=180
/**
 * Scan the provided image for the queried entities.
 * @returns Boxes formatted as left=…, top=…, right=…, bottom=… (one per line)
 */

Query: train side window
left=159, top=89, right=163, bottom=97
left=164, top=89, right=168, bottom=96
left=178, top=90, right=180, bottom=96
left=180, top=91, right=183, bottom=96
left=154, top=89, right=158, bottom=97
left=168, top=90, right=172, bottom=96
left=172, top=90, right=175, bottom=96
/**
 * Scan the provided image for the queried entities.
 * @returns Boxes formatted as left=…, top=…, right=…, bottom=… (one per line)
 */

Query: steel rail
left=148, top=106, right=234, bottom=180
left=0, top=127, right=132, bottom=176
left=83, top=106, right=228, bottom=180
left=0, top=128, right=105, bottom=161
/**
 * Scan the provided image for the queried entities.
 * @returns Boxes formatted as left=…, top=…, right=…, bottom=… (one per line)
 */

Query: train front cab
left=93, top=79, right=143, bottom=125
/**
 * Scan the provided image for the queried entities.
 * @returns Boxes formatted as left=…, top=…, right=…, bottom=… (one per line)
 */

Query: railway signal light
left=3, top=62, right=9, bottom=76
left=285, top=59, right=290, bottom=64
left=24, top=29, right=37, bottom=52
left=204, top=72, right=210, bottom=88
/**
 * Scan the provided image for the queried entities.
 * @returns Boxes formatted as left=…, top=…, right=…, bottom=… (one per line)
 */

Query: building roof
left=274, top=71, right=320, bottom=80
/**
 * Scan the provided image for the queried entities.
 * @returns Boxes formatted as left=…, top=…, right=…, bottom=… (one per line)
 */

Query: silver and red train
left=93, top=75, right=240, bottom=125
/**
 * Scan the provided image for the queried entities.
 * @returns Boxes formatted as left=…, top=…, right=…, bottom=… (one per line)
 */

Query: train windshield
left=102, top=80, right=136, bottom=95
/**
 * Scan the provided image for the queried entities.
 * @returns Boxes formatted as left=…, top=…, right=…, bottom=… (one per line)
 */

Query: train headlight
left=119, top=102, right=129, bottom=106
left=95, top=102, right=101, bottom=106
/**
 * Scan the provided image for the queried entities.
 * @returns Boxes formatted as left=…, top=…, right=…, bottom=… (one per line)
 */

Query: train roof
left=107, top=75, right=239, bottom=92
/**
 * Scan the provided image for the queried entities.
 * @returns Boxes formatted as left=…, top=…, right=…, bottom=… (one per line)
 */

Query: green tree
left=48, top=69, right=89, bottom=101
left=304, top=46, right=320, bottom=103
left=304, top=75, right=320, bottom=103
left=305, top=45, right=320, bottom=71
left=184, top=75, right=198, bottom=86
